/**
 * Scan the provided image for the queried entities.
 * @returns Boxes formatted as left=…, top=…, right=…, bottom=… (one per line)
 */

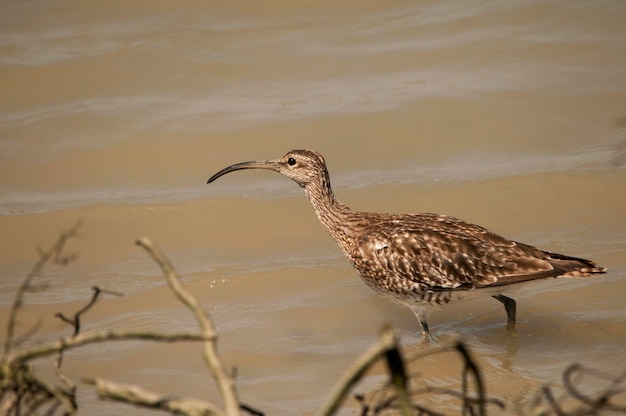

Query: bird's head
left=207, top=149, right=329, bottom=189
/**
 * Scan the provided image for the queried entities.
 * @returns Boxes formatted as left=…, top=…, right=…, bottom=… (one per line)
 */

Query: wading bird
left=207, top=149, right=606, bottom=338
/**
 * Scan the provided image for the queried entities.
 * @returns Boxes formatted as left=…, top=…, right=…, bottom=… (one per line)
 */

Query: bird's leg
left=410, top=307, right=432, bottom=341
left=492, top=294, right=516, bottom=331
left=419, top=319, right=430, bottom=337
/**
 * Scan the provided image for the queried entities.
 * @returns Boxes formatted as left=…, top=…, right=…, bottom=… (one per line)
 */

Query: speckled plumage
left=208, top=149, right=607, bottom=336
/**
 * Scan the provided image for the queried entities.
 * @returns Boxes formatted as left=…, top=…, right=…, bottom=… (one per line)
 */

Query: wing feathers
left=352, top=214, right=602, bottom=290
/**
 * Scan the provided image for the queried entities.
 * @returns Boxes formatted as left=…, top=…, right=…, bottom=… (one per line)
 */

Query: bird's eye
left=287, top=157, right=296, bottom=166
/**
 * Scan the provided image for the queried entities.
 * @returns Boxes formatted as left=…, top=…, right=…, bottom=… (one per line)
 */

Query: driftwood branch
left=9, top=330, right=209, bottom=365
left=136, top=237, right=241, bottom=416
left=84, top=377, right=224, bottom=416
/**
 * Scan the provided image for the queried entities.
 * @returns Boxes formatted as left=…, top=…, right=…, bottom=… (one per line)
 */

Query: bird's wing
left=354, top=214, right=554, bottom=289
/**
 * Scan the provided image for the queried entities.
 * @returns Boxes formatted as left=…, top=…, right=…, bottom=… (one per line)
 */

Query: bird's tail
left=546, top=251, right=607, bottom=277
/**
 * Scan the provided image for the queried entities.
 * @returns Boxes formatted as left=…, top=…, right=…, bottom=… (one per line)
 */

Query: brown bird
left=207, top=149, right=607, bottom=338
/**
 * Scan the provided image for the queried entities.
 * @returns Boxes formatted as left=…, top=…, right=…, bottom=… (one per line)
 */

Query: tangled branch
left=352, top=340, right=505, bottom=416
left=532, top=363, right=626, bottom=415
left=0, top=224, right=231, bottom=416
left=1, top=220, right=82, bottom=364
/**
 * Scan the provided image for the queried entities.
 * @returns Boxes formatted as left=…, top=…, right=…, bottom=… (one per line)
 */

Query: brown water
left=1, top=1, right=625, bottom=414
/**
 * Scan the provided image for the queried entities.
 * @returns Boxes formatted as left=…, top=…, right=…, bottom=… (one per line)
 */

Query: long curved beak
left=207, top=160, right=281, bottom=184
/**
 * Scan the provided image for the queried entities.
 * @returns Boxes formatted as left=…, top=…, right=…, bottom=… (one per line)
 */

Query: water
left=1, top=1, right=625, bottom=414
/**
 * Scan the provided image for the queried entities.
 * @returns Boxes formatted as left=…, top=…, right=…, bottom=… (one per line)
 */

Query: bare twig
left=55, top=286, right=123, bottom=336
left=563, top=364, right=626, bottom=414
left=383, top=337, right=412, bottom=416
left=544, top=385, right=567, bottom=416
left=317, top=324, right=398, bottom=416
left=455, top=341, right=486, bottom=416
left=240, top=403, right=265, bottom=416
left=84, top=377, right=224, bottom=416
left=11, top=320, right=43, bottom=348
left=136, top=237, right=241, bottom=416
left=371, top=395, right=445, bottom=416
left=51, top=285, right=124, bottom=410
left=530, top=363, right=626, bottom=416
left=1, top=220, right=82, bottom=364
left=54, top=355, right=76, bottom=404
left=412, top=386, right=505, bottom=410
left=9, top=330, right=209, bottom=365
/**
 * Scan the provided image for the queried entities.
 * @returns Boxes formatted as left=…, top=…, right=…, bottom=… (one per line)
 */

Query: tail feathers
left=545, top=251, right=607, bottom=277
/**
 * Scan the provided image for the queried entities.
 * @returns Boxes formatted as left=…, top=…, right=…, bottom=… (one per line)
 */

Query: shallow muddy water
left=1, top=1, right=625, bottom=414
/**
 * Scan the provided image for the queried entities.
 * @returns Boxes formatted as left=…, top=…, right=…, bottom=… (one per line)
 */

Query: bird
left=207, top=149, right=607, bottom=338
